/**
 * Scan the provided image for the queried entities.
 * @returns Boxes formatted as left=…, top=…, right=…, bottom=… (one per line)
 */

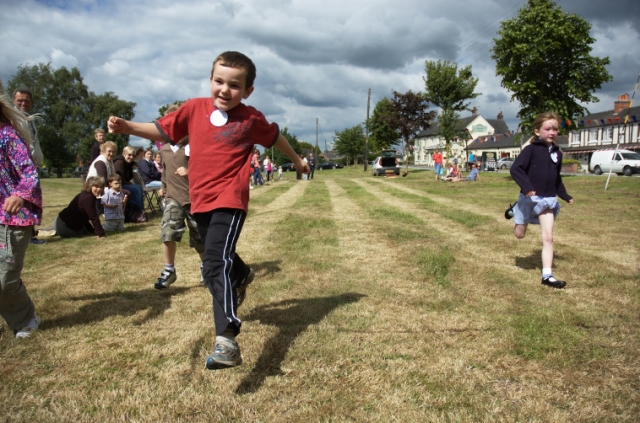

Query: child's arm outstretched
left=107, top=117, right=164, bottom=140
left=273, top=134, right=309, bottom=173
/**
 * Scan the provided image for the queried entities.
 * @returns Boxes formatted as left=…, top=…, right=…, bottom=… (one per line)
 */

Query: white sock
left=542, top=268, right=552, bottom=278
left=165, top=264, right=175, bottom=272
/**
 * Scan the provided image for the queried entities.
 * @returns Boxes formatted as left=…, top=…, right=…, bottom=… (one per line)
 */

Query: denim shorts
left=513, top=194, right=560, bottom=225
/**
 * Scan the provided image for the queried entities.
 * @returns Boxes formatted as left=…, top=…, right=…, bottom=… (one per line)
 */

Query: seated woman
left=113, top=146, right=146, bottom=222
left=137, top=149, right=162, bottom=188
left=87, top=141, right=116, bottom=182
left=38, top=177, right=107, bottom=238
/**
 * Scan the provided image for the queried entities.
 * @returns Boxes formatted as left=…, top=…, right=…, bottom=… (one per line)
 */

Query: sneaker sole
left=205, top=357, right=243, bottom=370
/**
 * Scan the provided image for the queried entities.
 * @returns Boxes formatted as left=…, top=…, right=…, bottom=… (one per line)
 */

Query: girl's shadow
left=43, top=287, right=193, bottom=329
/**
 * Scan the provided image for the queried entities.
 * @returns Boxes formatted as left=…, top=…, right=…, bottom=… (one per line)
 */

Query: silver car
left=496, top=157, right=515, bottom=169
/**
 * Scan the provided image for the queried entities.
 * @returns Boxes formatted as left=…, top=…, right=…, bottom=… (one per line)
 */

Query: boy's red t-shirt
left=155, top=98, right=279, bottom=213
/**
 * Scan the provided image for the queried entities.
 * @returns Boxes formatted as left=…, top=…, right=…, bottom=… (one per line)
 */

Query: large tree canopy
left=424, top=60, right=479, bottom=156
left=7, top=63, right=136, bottom=172
left=367, top=97, right=399, bottom=153
left=491, top=0, right=612, bottom=133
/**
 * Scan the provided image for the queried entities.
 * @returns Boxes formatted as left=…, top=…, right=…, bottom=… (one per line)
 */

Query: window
left=602, top=127, right=613, bottom=144
left=570, top=131, right=580, bottom=146
left=588, top=129, right=599, bottom=143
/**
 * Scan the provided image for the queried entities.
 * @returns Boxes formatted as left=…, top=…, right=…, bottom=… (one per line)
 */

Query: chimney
left=471, top=106, right=478, bottom=116
left=614, top=94, right=631, bottom=114
left=497, top=110, right=504, bottom=120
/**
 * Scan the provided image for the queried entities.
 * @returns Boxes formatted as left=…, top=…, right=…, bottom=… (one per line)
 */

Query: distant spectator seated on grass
left=451, top=163, right=480, bottom=182
left=137, top=149, right=162, bottom=188
left=444, top=164, right=461, bottom=181
left=113, top=146, right=146, bottom=222
left=101, top=174, right=128, bottom=232
left=38, top=176, right=107, bottom=239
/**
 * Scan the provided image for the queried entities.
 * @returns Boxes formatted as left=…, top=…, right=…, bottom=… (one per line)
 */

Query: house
left=465, top=133, right=568, bottom=165
left=413, top=108, right=510, bottom=166
left=563, top=94, right=640, bottom=171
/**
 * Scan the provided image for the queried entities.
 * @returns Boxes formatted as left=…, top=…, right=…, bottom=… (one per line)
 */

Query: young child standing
left=507, top=112, right=573, bottom=289
left=0, top=90, right=42, bottom=338
left=101, top=174, right=127, bottom=232
left=108, top=51, right=308, bottom=369
left=278, top=165, right=283, bottom=181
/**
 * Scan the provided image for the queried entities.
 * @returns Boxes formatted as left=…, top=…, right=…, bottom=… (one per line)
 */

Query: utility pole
left=364, top=88, right=371, bottom=171
left=316, top=118, right=319, bottom=155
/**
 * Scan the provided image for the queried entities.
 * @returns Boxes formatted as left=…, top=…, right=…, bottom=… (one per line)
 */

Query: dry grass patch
left=0, top=171, right=638, bottom=421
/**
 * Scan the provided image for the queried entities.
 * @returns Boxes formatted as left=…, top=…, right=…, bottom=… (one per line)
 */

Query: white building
left=413, top=109, right=511, bottom=166
left=563, top=94, right=640, bottom=171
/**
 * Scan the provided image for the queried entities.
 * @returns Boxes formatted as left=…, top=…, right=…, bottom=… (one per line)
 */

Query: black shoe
left=541, top=276, right=566, bottom=289
left=504, top=203, right=514, bottom=220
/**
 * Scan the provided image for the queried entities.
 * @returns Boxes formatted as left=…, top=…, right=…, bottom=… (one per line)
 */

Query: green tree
left=381, top=90, right=436, bottom=174
left=272, top=127, right=302, bottom=165
left=7, top=63, right=137, bottom=173
left=8, top=63, right=89, bottom=176
left=158, top=100, right=186, bottom=118
left=80, top=92, right=136, bottom=160
left=367, top=97, right=399, bottom=153
left=334, top=125, right=365, bottom=166
left=491, top=0, right=612, bottom=133
left=424, top=59, right=479, bottom=156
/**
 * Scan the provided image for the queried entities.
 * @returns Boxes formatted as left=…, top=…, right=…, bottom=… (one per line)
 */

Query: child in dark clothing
left=108, top=51, right=308, bottom=369
left=507, top=112, right=574, bottom=289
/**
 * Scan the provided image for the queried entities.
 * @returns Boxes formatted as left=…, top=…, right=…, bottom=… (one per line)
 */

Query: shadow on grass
left=43, top=287, right=193, bottom=329
left=515, top=250, right=565, bottom=270
left=251, top=260, right=282, bottom=278
left=235, top=292, right=366, bottom=395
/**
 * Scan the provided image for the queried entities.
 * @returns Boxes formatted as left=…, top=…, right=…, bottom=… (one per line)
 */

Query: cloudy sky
left=2, top=0, right=639, bottom=149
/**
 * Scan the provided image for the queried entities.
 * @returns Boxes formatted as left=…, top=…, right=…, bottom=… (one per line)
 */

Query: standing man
left=308, top=153, right=316, bottom=179
left=433, top=149, right=443, bottom=181
left=13, top=88, right=45, bottom=245
left=12, top=88, right=43, bottom=169
left=90, top=128, right=106, bottom=163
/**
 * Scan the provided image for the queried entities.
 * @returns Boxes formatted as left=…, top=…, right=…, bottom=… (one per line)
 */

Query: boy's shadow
left=250, top=260, right=282, bottom=279
left=234, top=292, right=365, bottom=394
left=43, top=287, right=193, bottom=329
left=515, top=250, right=565, bottom=270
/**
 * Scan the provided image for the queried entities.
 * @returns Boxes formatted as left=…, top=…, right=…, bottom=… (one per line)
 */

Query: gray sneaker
left=206, top=337, right=242, bottom=369
left=237, top=267, right=255, bottom=307
left=154, top=269, right=177, bottom=290
left=15, top=315, right=41, bottom=338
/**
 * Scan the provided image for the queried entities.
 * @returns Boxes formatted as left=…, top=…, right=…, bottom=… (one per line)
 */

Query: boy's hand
left=2, top=195, right=24, bottom=215
left=107, top=116, right=128, bottom=134
left=175, top=166, right=188, bottom=177
left=295, top=162, right=310, bottom=174
left=157, top=189, right=164, bottom=197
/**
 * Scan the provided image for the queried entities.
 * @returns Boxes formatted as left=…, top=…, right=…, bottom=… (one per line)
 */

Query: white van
left=590, top=149, right=640, bottom=176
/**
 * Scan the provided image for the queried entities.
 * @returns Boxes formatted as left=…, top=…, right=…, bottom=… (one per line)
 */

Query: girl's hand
left=2, top=195, right=24, bottom=214
left=175, top=166, right=188, bottom=176
left=526, top=191, right=536, bottom=197
left=568, top=199, right=574, bottom=204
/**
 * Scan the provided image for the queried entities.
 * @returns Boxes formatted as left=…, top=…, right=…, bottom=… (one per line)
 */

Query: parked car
left=590, top=149, right=640, bottom=176
left=318, top=161, right=343, bottom=170
left=371, top=150, right=399, bottom=176
left=496, top=157, right=515, bottom=169
left=280, top=163, right=296, bottom=172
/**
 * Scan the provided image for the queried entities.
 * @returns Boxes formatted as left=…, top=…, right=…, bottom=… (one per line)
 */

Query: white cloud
left=1, top=0, right=638, bottom=145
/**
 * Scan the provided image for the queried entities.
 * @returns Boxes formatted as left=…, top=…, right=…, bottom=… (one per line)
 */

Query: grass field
left=1, top=168, right=639, bottom=422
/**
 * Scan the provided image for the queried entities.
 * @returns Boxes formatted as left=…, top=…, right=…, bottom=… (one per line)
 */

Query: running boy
left=101, top=174, right=127, bottom=232
left=153, top=104, right=254, bottom=297
left=507, top=112, right=573, bottom=289
left=108, top=51, right=308, bottom=369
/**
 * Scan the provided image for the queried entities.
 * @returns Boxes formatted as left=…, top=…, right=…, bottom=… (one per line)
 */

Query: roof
left=563, top=143, right=640, bottom=153
left=579, top=106, right=640, bottom=126
left=465, top=133, right=529, bottom=151
left=414, top=114, right=510, bottom=138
